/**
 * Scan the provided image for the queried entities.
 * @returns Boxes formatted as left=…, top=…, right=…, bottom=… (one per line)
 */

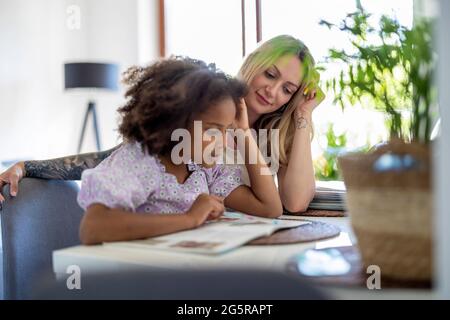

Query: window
left=165, top=0, right=243, bottom=75
left=260, top=0, right=414, bottom=157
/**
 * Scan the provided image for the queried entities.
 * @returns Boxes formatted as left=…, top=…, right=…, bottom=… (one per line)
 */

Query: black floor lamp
left=64, top=62, right=119, bottom=153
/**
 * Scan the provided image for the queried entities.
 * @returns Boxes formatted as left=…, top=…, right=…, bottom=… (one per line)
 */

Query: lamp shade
left=64, top=62, right=119, bottom=91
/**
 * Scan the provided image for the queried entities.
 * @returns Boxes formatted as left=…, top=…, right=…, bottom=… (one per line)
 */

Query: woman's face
left=245, top=55, right=302, bottom=116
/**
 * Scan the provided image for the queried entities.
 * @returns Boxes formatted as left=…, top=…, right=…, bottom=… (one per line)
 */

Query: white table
left=52, top=216, right=435, bottom=299
left=53, top=216, right=353, bottom=274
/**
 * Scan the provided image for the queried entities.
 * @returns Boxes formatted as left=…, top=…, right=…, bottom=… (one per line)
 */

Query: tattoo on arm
left=24, top=144, right=122, bottom=180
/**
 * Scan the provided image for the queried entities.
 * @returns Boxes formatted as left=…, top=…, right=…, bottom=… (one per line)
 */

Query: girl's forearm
left=80, top=205, right=194, bottom=245
left=24, top=144, right=122, bottom=180
left=278, top=112, right=316, bottom=212
left=237, top=129, right=282, bottom=213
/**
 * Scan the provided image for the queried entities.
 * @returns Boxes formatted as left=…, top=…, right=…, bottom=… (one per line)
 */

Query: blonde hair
left=237, top=35, right=317, bottom=167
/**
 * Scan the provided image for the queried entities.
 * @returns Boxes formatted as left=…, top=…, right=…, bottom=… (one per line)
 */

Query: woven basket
left=338, top=140, right=432, bottom=282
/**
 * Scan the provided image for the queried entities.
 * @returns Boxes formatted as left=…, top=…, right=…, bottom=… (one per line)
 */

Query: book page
left=105, top=212, right=309, bottom=255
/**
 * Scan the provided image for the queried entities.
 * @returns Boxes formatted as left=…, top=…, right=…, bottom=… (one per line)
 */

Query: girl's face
left=189, top=97, right=236, bottom=168
left=245, top=55, right=302, bottom=116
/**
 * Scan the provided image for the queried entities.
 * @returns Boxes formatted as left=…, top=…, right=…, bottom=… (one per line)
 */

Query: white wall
left=0, top=0, right=158, bottom=163
left=138, top=0, right=160, bottom=65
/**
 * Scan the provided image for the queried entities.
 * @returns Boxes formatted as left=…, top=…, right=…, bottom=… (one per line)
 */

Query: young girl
left=78, top=56, right=283, bottom=245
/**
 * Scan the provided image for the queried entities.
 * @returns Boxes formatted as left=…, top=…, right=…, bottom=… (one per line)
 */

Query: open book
left=105, top=212, right=309, bottom=255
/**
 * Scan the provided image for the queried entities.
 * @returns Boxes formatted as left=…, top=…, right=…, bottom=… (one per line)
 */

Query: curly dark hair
left=118, top=56, right=247, bottom=156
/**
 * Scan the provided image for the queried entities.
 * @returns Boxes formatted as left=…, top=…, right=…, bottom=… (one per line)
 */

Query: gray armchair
left=0, top=178, right=83, bottom=300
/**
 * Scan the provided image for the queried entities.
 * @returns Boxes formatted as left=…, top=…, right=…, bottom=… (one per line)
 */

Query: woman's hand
left=297, top=70, right=326, bottom=116
left=0, top=162, right=25, bottom=203
left=297, top=86, right=325, bottom=115
left=234, top=98, right=250, bottom=130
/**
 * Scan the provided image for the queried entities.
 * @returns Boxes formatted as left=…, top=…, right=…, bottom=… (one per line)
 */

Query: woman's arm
left=24, top=144, right=122, bottom=180
left=0, top=144, right=122, bottom=202
left=277, top=110, right=316, bottom=213
left=225, top=100, right=283, bottom=218
left=277, top=84, right=325, bottom=213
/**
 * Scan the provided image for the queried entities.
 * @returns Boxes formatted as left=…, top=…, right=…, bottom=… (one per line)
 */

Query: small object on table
left=287, top=246, right=432, bottom=289
left=293, top=248, right=352, bottom=276
left=304, top=180, right=348, bottom=212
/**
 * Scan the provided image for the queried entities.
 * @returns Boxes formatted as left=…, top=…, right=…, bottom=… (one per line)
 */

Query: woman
left=0, top=35, right=324, bottom=213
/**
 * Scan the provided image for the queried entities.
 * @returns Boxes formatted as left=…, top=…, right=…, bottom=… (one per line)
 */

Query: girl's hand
left=234, top=98, right=250, bottom=130
left=0, top=162, right=25, bottom=203
left=186, top=193, right=225, bottom=227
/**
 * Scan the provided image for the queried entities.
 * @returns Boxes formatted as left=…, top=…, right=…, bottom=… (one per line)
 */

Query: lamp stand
left=77, top=101, right=101, bottom=153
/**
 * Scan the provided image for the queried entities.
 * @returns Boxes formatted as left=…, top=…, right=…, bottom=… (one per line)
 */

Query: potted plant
left=321, top=3, right=438, bottom=282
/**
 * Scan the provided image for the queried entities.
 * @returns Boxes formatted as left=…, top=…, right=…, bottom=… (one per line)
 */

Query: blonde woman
left=0, top=35, right=324, bottom=213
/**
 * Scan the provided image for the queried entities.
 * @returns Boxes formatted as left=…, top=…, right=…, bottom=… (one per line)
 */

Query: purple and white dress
left=77, top=141, right=244, bottom=214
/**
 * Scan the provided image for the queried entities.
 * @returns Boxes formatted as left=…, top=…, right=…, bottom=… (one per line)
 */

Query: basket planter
left=338, top=140, right=432, bottom=282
